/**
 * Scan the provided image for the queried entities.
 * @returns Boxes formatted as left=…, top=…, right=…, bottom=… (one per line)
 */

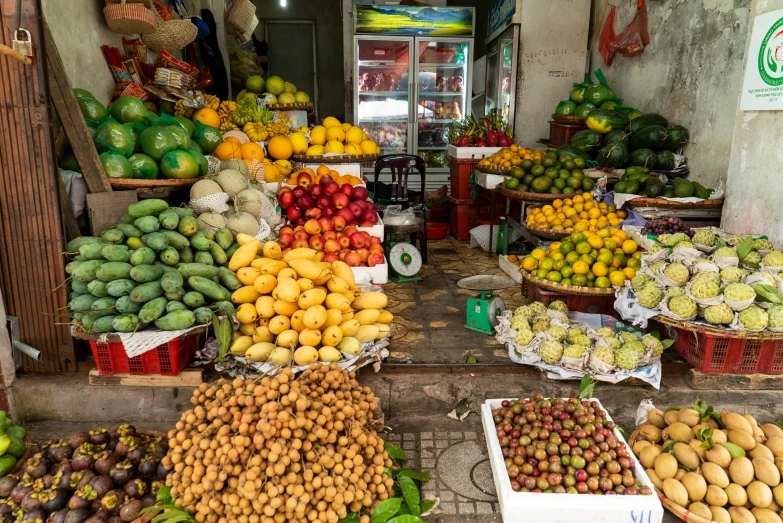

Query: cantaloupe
left=190, top=179, right=223, bottom=201
left=197, top=212, right=227, bottom=232
left=214, top=169, right=248, bottom=198
left=234, top=189, right=263, bottom=217
left=226, top=212, right=260, bottom=238
left=221, top=158, right=249, bottom=175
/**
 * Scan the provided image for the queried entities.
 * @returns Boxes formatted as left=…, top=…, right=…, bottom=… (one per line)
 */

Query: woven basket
left=520, top=269, right=616, bottom=296
left=521, top=222, right=570, bottom=240
left=551, top=114, right=586, bottom=124
left=226, top=0, right=258, bottom=39
left=476, top=164, right=511, bottom=175
left=624, top=197, right=725, bottom=209
left=104, top=0, right=156, bottom=35
left=143, top=10, right=198, bottom=52
left=653, top=313, right=783, bottom=341
left=498, top=186, right=573, bottom=202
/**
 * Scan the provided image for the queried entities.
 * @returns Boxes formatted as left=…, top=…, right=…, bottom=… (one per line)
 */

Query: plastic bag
left=611, top=0, right=650, bottom=58
left=383, top=205, right=417, bottom=225
left=599, top=5, right=617, bottom=66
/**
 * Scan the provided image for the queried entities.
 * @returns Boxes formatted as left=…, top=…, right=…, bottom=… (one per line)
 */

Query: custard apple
left=753, top=238, right=775, bottom=251
left=528, top=302, right=546, bottom=315
left=539, top=340, right=564, bottom=364
left=720, top=266, right=745, bottom=283
left=548, top=301, right=569, bottom=315
left=619, top=331, right=640, bottom=344
left=743, top=250, right=762, bottom=268
left=637, top=283, right=663, bottom=309
left=591, top=345, right=615, bottom=366
left=532, top=312, right=551, bottom=324
left=515, top=329, right=535, bottom=346
left=642, top=334, right=665, bottom=357
left=723, top=282, right=756, bottom=302
left=596, top=327, right=615, bottom=338
left=572, top=334, right=592, bottom=347
left=563, top=344, right=587, bottom=359
left=768, top=305, right=783, bottom=329
left=664, top=263, right=690, bottom=286
left=513, top=305, right=532, bottom=320
left=738, top=305, right=769, bottom=331
left=603, top=337, right=622, bottom=350
left=511, top=318, right=529, bottom=331
left=727, top=235, right=743, bottom=246
left=669, top=295, right=698, bottom=319
left=763, top=251, right=783, bottom=267
left=714, top=246, right=739, bottom=259
left=692, top=230, right=716, bottom=247
left=566, top=327, right=584, bottom=343
left=648, top=243, right=666, bottom=255
left=625, top=340, right=646, bottom=355
left=704, top=303, right=734, bottom=325
left=693, top=259, right=719, bottom=270
left=659, top=232, right=690, bottom=247
left=752, top=272, right=776, bottom=285
left=615, top=346, right=640, bottom=371
left=693, top=271, right=721, bottom=286
left=665, top=287, right=685, bottom=298
left=674, top=241, right=695, bottom=251
left=690, top=278, right=720, bottom=299
left=631, top=273, right=652, bottom=292
left=532, top=319, right=550, bottom=333
left=547, top=325, right=567, bottom=342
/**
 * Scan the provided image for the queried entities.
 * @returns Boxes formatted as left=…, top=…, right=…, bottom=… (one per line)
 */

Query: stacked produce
left=296, top=117, right=379, bottom=157
left=612, top=167, right=715, bottom=199
left=641, top=217, right=693, bottom=237
left=278, top=175, right=378, bottom=228
left=554, top=75, right=629, bottom=117
left=230, top=94, right=292, bottom=142
left=633, top=402, right=783, bottom=523
left=490, top=393, right=651, bottom=495
left=66, top=199, right=242, bottom=333
left=237, top=74, right=310, bottom=106
left=0, top=425, right=170, bottom=523
left=520, top=229, right=640, bottom=288
left=0, top=413, right=27, bottom=478
left=164, top=366, right=401, bottom=523
left=226, top=240, right=392, bottom=365
left=499, top=151, right=596, bottom=195
left=476, top=145, right=543, bottom=170
left=525, top=194, right=627, bottom=233
left=509, top=301, right=668, bottom=372
left=448, top=109, right=513, bottom=147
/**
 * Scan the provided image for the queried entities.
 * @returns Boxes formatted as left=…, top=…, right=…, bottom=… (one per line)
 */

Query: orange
left=571, top=260, right=589, bottom=275
left=240, top=142, right=265, bottom=162
left=329, top=170, right=341, bottom=179
left=613, top=253, right=627, bottom=268
left=316, top=165, right=330, bottom=177
left=617, top=209, right=628, bottom=219
left=612, top=229, right=628, bottom=241
left=622, top=239, right=638, bottom=254
left=547, top=271, right=563, bottom=283
left=627, top=258, right=641, bottom=270
left=622, top=267, right=636, bottom=279
left=591, top=262, right=609, bottom=277
left=587, top=236, right=603, bottom=249
left=560, top=265, right=574, bottom=279
left=531, top=248, right=547, bottom=261
left=603, top=239, right=618, bottom=251
left=522, top=257, right=538, bottom=272
left=192, top=107, right=220, bottom=128
left=538, top=258, right=554, bottom=271
left=609, top=272, right=626, bottom=287
left=224, top=136, right=241, bottom=145
left=267, top=136, right=294, bottom=160
left=214, top=140, right=242, bottom=161
left=565, top=251, right=580, bottom=265
left=550, top=241, right=562, bottom=252
left=347, top=176, right=362, bottom=186
left=575, top=241, right=592, bottom=255
left=597, top=251, right=614, bottom=266
left=597, top=229, right=611, bottom=239
left=595, top=276, right=612, bottom=289
left=570, top=232, right=586, bottom=244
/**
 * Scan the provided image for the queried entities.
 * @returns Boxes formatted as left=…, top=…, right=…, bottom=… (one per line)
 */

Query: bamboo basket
left=143, top=10, right=198, bottom=52
left=653, top=314, right=783, bottom=341
left=476, top=164, right=512, bottom=175
left=625, top=197, right=724, bottom=209
left=103, top=0, right=156, bottom=35
left=498, top=186, right=574, bottom=202
left=521, top=222, right=570, bottom=240
left=108, top=178, right=200, bottom=189
left=267, top=102, right=313, bottom=111
left=520, top=268, right=616, bottom=296
left=551, top=114, right=586, bottom=124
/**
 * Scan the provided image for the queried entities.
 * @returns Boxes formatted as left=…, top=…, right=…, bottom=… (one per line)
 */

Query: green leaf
left=753, top=284, right=783, bottom=304
left=386, top=516, right=425, bottom=523
left=578, top=375, right=596, bottom=399
left=616, top=426, right=627, bottom=437
left=397, top=503, right=410, bottom=516
left=465, top=355, right=477, bottom=364
left=677, top=464, right=692, bottom=472
left=736, top=235, right=754, bottom=261
left=661, top=339, right=675, bottom=349
left=372, top=498, right=402, bottom=523
left=155, top=486, right=172, bottom=504
left=398, top=476, right=420, bottom=516
left=692, top=399, right=708, bottom=416
left=396, top=470, right=431, bottom=482
left=419, top=499, right=436, bottom=514
left=213, top=313, right=232, bottom=363
left=338, top=514, right=360, bottom=523
left=385, top=443, right=407, bottom=461
left=649, top=329, right=661, bottom=340
left=665, top=406, right=681, bottom=413
left=663, top=440, right=677, bottom=453
left=384, top=467, right=394, bottom=477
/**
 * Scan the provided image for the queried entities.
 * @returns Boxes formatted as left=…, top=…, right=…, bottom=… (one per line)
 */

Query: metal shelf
left=358, top=91, right=408, bottom=96
left=418, top=63, right=465, bottom=68
left=416, top=146, right=448, bottom=150
left=418, top=92, right=466, bottom=96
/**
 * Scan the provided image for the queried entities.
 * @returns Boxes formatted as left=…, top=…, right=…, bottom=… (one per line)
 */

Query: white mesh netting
left=190, top=192, right=231, bottom=214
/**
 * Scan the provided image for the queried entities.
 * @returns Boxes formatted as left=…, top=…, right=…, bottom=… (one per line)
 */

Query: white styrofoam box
left=357, top=213, right=384, bottom=238
left=295, top=163, right=363, bottom=178
left=350, top=257, right=388, bottom=285
left=481, top=398, right=663, bottom=523
left=498, top=255, right=523, bottom=284
left=447, top=144, right=502, bottom=159
left=476, top=169, right=509, bottom=190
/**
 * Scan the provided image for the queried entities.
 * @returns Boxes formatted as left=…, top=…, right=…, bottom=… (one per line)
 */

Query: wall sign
left=488, top=0, right=516, bottom=37
left=355, top=6, right=474, bottom=36
left=740, top=8, right=783, bottom=110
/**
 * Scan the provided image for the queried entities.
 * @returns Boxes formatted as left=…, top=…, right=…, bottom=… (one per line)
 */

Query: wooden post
left=0, top=0, right=76, bottom=372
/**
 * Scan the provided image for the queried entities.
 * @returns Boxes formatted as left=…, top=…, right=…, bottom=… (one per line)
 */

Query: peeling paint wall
left=588, top=0, right=750, bottom=189
left=722, top=0, right=783, bottom=243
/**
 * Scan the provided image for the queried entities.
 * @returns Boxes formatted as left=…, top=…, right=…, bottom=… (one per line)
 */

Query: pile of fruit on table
left=477, top=145, right=542, bottom=170
left=0, top=413, right=27, bottom=478
left=524, top=193, right=627, bottom=233
left=236, top=74, right=311, bottom=107
left=291, top=116, right=380, bottom=157
left=520, top=229, right=641, bottom=288
left=612, top=167, right=715, bottom=199
left=448, top=109, right=514, bottom=147
left=498, top=151, right=596, bottom=195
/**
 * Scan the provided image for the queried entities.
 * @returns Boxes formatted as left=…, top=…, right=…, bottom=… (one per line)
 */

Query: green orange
left=561, top=278, right=573, bottom=286
left=575, top=241, right=592, bottom=255
left=539, top=258, right=554, bottom=271
left=572, top=274, right=587, bottom=287
left=570, top=232, right=586, bottom=244
left=553, top=258, right=567, bottom=271
left=559, top=240, right=575, bottom=255
left=595, top=276, right=612, bottom=288
left=565, top=251, right=580, bottom=265
left=536, top=269, right=549, bottom=279
left=579, top=253, right=595, bottom=265
left=560, top=265, right=574, bottom=279
left=597, top=251, right=614, bottom=266
left=627, top=257, right=642, bottom=270
left=613, top=253, right=627, bottom=268
left=547, top=271, right=563, bottom=283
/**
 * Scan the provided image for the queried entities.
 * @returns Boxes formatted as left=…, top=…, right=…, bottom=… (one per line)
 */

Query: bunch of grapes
left=642, top=217, right=693, bottom=237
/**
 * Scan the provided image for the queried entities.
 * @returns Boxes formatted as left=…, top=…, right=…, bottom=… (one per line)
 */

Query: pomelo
left=284, top=82, right=296, bottom=94
left=246, top=75, right=265, bottom=94
left=160, top=150, right=200, bottom=179
left=261, top=93, right=278, bottom=105
left=78, top=97, right=107, bottom=123
left=100, top=151, right=133, bottom=178
left=167, top=125, right=191, bottom=149
left=94, top=121, right=135, bottom=157
left=123, top=122, right=141, bottom=153
left=173, top=116, right=196, bottom=137
left=60, top=153, right=80, bottom=172
left=294, top=91, right=310, bottom=103
left=128, top=153, right=159, bottom=179
left=73, top=88, right=95, bottom=100
left=140, top=126, right=177, bottom=161
left=185, top=149, right=209, bottom=176
left=110, top=95, right=148, bottom=123
left=192, top=122, right=223, bottom=154
left=266, top=76, right=285, bottom=96
left=278, top=92, right=296, bottom=104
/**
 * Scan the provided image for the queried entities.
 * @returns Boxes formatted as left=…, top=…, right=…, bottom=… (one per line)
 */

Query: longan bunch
left=163, top=364, right=394, bottom=523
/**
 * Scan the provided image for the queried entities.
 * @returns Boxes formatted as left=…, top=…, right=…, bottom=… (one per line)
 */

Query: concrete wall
left=722, top=0, right=783, bottom=244
left=587, top=0, right=750, bottom=189
left=254, top=0, right=345, bottom=120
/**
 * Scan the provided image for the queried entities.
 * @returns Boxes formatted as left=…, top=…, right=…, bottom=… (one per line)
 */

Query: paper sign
left=740, top=8, right=783, bottom=110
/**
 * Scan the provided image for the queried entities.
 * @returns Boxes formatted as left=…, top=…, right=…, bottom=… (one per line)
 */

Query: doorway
left=264, top=20, right=318, bottom=117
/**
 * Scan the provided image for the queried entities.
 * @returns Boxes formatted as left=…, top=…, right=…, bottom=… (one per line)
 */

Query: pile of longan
left=163, top=364, right=394, bottom=523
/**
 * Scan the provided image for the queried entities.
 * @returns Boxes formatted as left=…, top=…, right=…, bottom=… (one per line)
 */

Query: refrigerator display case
left=484, top=24, right=519, bottom=133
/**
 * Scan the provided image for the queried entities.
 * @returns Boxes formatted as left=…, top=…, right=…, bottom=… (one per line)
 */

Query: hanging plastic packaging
left=599, top=5, right=617, bottom=66
left=611, top=0, right=650, bottom=58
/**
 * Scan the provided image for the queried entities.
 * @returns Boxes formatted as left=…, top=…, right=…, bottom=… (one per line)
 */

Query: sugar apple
left=539, top=340, right=564, bottom=364
left=615, top=346, right=640, bottom=371
left=690, top=277, right=720, bottom=299
left=665, top=286, right=685, bottom=298
left=753, top=238, right=775, bottom=251
left=720, top=266, right=745, bottom=283
left=648, top=243, right=666, bottom=255
left=693, top=259, right=719, bottom=270
left=515, top=329, right=535, bottom=346
left=650, top=260, right=668, bottom=273
left=704, top=303, right=734, bottom=325
left=743, top=250, right=762, bottom=268
left=664, top=263, right=690, bottom=286
left=532, top=319, right=551, bottom=333
left=738, top=305, right=769, bottom=331
left=768, top=305, right=783, bottom=329
left=513, top=305, right=532, bottom=320
left=714, top=246, right=739, bottom=259
left=548, top=301, right=569, bottom=315
left=625, top=340, right=646, bottom=356
left=563, top=344, right=587, bottom=359
left=631, top=273, right=652, bottom=293
left=566, top=327, right=584, bottom=343
left=591, top=345, right=615, bottom=366
left=674, top=241, right=696, bottom=251
left=693, top=271, right=721, bottom=286
left=727, top=235, right=743, bottom=246
left=637, top=283, right=663, bottom=309
left=596, top=327, right=615, bottom=338
left=763, top=251, right=783, bottom=267
left=669, top=295, right=698, bottom=319
left=619, top=331, right=639, bottom=344
left=642, top=334, right=665, bottom=357
left=547, top=325, right=567, bottom=342
left=723, top=282, right=756, bottom=302
left=603, top=336, right=622, bottom=350
left=692, top=230, right=716, bottom=247
left=572, top=334, right=592, bottom=347
left=528, top=302, right=546, bottom=315
left=752, top=272, right=776, bottom=285
left=511, top=318, right=529, bottom=331
left=659, top=232, right=690, bottom=247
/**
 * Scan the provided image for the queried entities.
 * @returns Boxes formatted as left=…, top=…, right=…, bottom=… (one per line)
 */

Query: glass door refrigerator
left=484, top=25, right=519, bottom=133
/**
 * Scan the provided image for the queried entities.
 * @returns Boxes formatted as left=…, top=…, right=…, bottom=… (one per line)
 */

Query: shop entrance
left=265, top=20, right=318, bottom=116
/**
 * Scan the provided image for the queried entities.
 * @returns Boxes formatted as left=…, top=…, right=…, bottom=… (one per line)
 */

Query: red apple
left=319, top=217, right=333, bottom=232
left=360, top=221, right=374, bottom=227
left=305, top=207, right=322, bottom=220
left=304, top=219, right=322, bottom=235
left=355, top=200, right=368, bottom=212
left=361, top=231, right=372, bottom=241
left=366, top=201, right=377, bottom=213
left=350, top=232, right=366, bottom=249
left=336, top=208, right=354, bottom=224
left=292, top=239, right=309, bottom=249
left=310, top=184, right=323, bottom=197
left=338, top=235, right=351, bottom=249
left=369, top=244, right=384, bottom=256
left=320, top=175, right=331, bottom=186
left=344, top=225, right=358, bottom=238
left=324, top=182, right=340, bottom=196
left=370, top=236, right=382, bottom=246
left=279, top=225, right=294, bottom=236
left=338, top=250, right=347, bottom=261
left=297, top=172, right=313, bottom=188
left=286, top=206, right=302, bottom=222
left=317, top=195, right=332, bottom=209
left=361, top=210, right=377, bottom=224
left=324, top=239, right=341, bottom=253
left=356, top=248, right=369, bottom=263
left=352, top=186, right=369, bottom=202
left=368, top=253, right=385, bottom=267
left=292, top=186, right=307, bottom=199
left=348, top=201, right=363, bottom=218
left=309, top=235, right=324, bottom=251
left=332, top=215, right=346, bottom=232
left=278, top=232, right=294, bottom=248
left=294, top=218, right=305, bottom=227
left=294, top=229, right=309, bottom=242
left=323, top=230, right=336, bottom=241
left=340, top=183, right=354, bottom=199
left=332, top=193, right=350, bottom=209
left=278, top=189, right=295, bottom=210
left=344, top=251, right=361, bottom=267
left=323, top=252, right=339, bottom=263
left=321, top=205, right=335, bottom=218
left=296, top=195, right=315, bottom=210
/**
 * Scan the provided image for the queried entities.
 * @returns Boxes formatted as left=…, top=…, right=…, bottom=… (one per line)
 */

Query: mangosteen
left=0, top=499, right=16, bottom=516
left=67, top=434, right=89, bottom=451
left=92, top=453, right=118, bottom=477
left=58, top=470, right=73, bottom=491
left=89, top=430, right=109, bottom=447
left=84, top=513, right=107, bottom=523
left=71, top=447, right=95, bottom=473
left=125, top=447, right=144, bottom=466
left=108, top=462, right=133, bottom=487
left=118, top=500, right=142, bottom=523
left=113, top=426, right=136, bottom=439
left=113, top=438, right=140, bottom=459
left=139, top=495, right=154, bottom=509
left=121, top=480, right=145, bottom=500
left=54, top=461, right=73, bottom=475
left=88, top=476, right=112, bottom=499
left=74, top=471, right=95, bottom=491
left=11, top=484, right=34, bottom=505
left=26, top=458, right=51, bottom=479
left=136, top=456, right=157, bottom=479
left=63, top=507, right=90, bottom=523
left=155, top=461, right=170, bottom=480
left=90, top=500, right=102, bottom=514
left=41, top=489, right=70, bottom=513
left=100, top=491, right=124, bottom=515
left=47, top=509, right=68, bottom=523
left=48, top=472, right=65, bottom=490
left=67, top=486, right=97, bottom=510
left=21, top=508, right=46, bottom=523
left=47, top=442, right=73, bottom=463
left=107, top=517, right=122, bottom=523
left=0, top=476, right=19, bottom=497
left=21, top=489, right=44, bottom=513
left=1, top=515, right=14, bottom=523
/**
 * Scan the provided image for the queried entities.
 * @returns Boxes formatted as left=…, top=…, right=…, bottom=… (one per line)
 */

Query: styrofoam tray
left=481, top=398, right=663, bottom=523
left=476, top=169, right=509, bottom=190
left=292, top=163, right=363, bottom=178
left=350, top=257, right=388, bottom=285
left=357, top=212, right=384, bottom=238
left=448, top=144, right=502, bottom=159
left=498, top=255, right=523, bottom=284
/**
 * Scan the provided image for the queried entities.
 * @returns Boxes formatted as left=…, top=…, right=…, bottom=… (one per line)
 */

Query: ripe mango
left=245, top=342, right=275, bottom=361
left=352, top=292, right=387, bottom=310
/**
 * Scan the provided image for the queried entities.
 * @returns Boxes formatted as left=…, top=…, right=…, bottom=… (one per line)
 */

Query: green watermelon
left=94, top=121, right=135, bottom=157
left=555, top=145, right=591, bottom=161
left=628, top=114, right=668, bottom=134
left=656, top=150, right=676, bottom=170
left=100, top=151, right=133, bottom=179
left=160, top=150, right=200, bottom=179
left=140, top=126, right=178, bottom=162
left=627, top=148, right=657, bottom=169
left=585, top=109, right=628, bottom=135
left=110, top=96, right=148, bottom=124
left=596, top=142, right=628, bottom=168
left=128, top=153, right=160, bottom=179
left=662, top=125, right=689, bottom=152
left=603, top=130, right=627, bottom=146
left=570, top=130, right=602, bottom=152
left=628, top=125, right=668, bottom=151
left=192, top=122, right=223, bottom=154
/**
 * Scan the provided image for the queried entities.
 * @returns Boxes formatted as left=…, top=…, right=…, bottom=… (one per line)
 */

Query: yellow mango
left=245, top=342, right=275, bottom=362
left=236, top=303, right=258, bottom=323
left=251, top=259, right=288, bottom=276
left=239, top=321, right=256, bottom=336
left=230, top=335, right=254, bottom=355
left=327, top=276, right=350, bottom=293
left=339, top=319, right=361, bottom=337
left=269, top=315, right=291, bottom=335
left=262, top=241, right=282, bottom=260
left=343, top=290, right=356, bottom=304
left=289, top=259, right=331, bottom=281
left=236, top=233, right=257, bottom=245
left=276, top=277, right=301, bottom=303
left=282, top=247, right=318, bottom=263
left=268, top=347, right=291, bottom=365
left=273, top=299, right=299, bottom=317
left=373, top=323, right=390, bottom=339
left=355, top=325, right=380, bottom=343
left=318, top=346, right=341, bottom=362
left=257, top=317, right=270, bottom=327
left=290, top=310, right=306, bottom=332
left=237, top=267, right=262, bottom=286
left=228, top=239, right=261, bottom=271
left=331, top=260, right=355, bottom=289
left=252, top=326, right=274, bottom=344
left=322, top=325, right=343, bottom=347
left=337, top=337, right=361, bottom=356
left=297, top=278, right=314, bottom=292
left=298, top=328, right=322, bottom=347
left=342, top=311, right=354, bottom=322
left=354, top=309, right=380, bottom=326
left=277, top=267, right=298, bottom=280
left=294, top=346, right=318, bottom=366
left=255, top=295, right=276, bottom=318
left=323, top=309, right=343, bottom=328
left=231, top=285, right=261, bottom=305
left=303, top=305, right=327, bottom=330
left=326, top=293, right=351, bottom=312
left=276, top=329, right=299, bottom=348
left=377, top=310, right=394, bottom=324
left=352, top=292, right=388, bottom=310
left=253, top=274, right=277, bottom=294
left=298, top=288, right=327, bottom=309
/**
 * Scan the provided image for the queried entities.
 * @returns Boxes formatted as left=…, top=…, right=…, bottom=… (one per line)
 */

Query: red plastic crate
left=548, top=121, right=586, bottom=147
left=449, top=157, right=480, bottom=199
left=448, top=197, right=481, bottom=240
left=530, top=285, right=618, bottom=317
left=654, top=320, right=783, bottom=374
left=89, top=332, right=203, bottom=376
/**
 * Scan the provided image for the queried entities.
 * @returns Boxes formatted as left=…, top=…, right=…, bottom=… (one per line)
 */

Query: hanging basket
left=143, top=11, right=198, bottom=52
left=104, top=0, right=156, bottom=35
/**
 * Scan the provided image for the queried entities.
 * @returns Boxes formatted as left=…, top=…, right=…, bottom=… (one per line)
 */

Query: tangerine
left=575, top=241, right=592, bottom=255
left=240, top=142, right=265, bottom=162
left=522, top=257, right=538, bottom=272
left=622, top=239, right=638, bottom=254
left=214, top=140, right=242, bottom=160
left=531, top=248, right=547, bottom=261
left=571, top=260, right=589, bottom=275
left=595, top=276, right=612, bottom=288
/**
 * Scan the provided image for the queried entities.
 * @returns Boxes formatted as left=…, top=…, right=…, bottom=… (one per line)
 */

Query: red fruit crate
left=89, top=332, right=203, bottom=376
left=449, top=157, right=481, bottom=199
left=530, top=284, right=618, bottom=317
left=652, top=318, right=783, bottom=374
left=548, top=121, right=586, bottom=147
left=448, top=197, right=481, bottom=240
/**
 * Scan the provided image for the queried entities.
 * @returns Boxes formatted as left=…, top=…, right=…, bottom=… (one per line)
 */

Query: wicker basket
left=104, top=0, right=156, bottom=35
left=476, top=164, right=512, bottom=175
left=226, top=0, right=258, bottom=40
left=624, top=197, right=724, bottom=209
left=268, top=102, right=314, bottom=111
left=108, top=178, right=200, bottom=189
left=520, top=269, right=616, bottom=296
left=498, top=186, right=573, bottom=202
left=551, top=114, right=586, bottom=124
left=290, top=154, right=378, bottom=164
left=521, top=222, right=571, bottom=240
left=143, top=10, right=198, bottom=52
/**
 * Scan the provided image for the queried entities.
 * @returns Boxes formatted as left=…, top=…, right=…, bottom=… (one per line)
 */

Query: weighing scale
left=384, top=218, right=425, bottom=283
left=457, top=275, right=516, bottom=335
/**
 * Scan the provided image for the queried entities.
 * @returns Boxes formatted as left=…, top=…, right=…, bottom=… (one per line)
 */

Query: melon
left=196, top=212, right=227, bottom=232
left=191, top=179, right=223, bottom=201
left=234, top=189, right=263, bottom=218
left=221, top=159, right=249, bottom=176
left=214, top=169, right=248, bottom=198
left=226, top=212, right=260, bottom=238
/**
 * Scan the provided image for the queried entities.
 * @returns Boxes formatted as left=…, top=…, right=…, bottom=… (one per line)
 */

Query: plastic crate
left=530, top=285, right=618, bottom=317
left=448, top=197, right=481, bottom=240
left=548, top=121, right=586, bottom=147
left=89, top=332, right=203, bottom=376
left=449, top=157, right=480, bottom=199
left=654, top=320, right=783, bottom=374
